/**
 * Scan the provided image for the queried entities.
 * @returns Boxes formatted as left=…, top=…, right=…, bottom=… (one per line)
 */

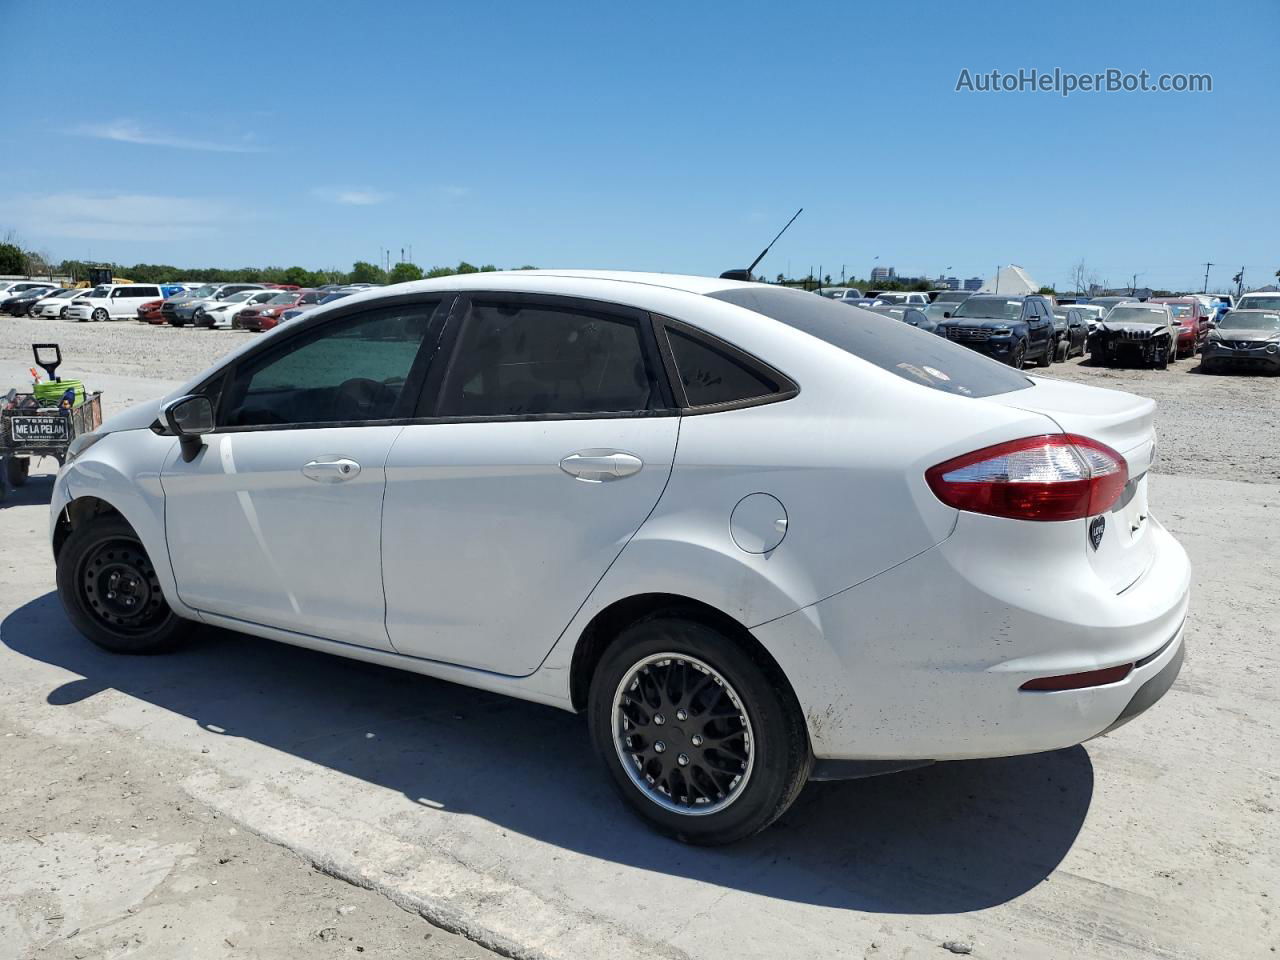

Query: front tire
left=91, top=308, right=108, bottom=323
left=588, top=616, right=811, bottom=845
left=56, top=515, right=190, bottom=654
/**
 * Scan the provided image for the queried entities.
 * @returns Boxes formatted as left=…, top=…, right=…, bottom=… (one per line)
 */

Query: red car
left=233, top=290, right=309, bottom=332
left=1149, top=297, right=1210, bottom=357
left=136, top=299, right=165, bottom=323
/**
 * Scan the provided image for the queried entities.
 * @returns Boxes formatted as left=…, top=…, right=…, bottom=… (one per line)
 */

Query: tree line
left=0, top=232, right=535, bottom=286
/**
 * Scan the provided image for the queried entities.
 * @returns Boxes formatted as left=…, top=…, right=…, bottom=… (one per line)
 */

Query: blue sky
left=3, top=0, right=1276, bottom=292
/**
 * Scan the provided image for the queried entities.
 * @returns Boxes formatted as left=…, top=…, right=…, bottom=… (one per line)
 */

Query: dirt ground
left=1, top=312, right=1278, bottom=960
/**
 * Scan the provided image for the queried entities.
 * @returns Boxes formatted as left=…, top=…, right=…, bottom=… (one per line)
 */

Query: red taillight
left=926, top=434, right=1128, bottom=522
left=1020, top=663, right=1133, bottom=691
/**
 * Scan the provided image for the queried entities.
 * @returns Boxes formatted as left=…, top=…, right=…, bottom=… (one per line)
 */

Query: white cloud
left=311, top=188, right=391, bottom=206
left=4, top=193, right=236, bottom=242
left=71, top=119, right=267, bottom=154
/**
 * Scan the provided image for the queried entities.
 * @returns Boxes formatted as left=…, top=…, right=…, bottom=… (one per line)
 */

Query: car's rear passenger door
left=381, top=293, right=680, bottom=676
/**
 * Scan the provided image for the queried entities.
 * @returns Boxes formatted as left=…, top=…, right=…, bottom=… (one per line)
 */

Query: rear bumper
left=752, top=516, right=1190, bottom=762
left=1097, top=634, right=1185, bottom=736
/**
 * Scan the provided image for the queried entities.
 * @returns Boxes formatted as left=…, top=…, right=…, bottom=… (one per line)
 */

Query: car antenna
left=720, top=208, right=803, bottom=282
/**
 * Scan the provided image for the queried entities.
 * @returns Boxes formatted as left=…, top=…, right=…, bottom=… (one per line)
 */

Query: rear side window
left=438, top=300, right=659, bottom=418
left=709, top=287, right=1033, bottom=398
left=666, top=328, right=782, bottom=408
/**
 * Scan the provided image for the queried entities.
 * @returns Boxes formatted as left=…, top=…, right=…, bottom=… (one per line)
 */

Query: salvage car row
left=847, top=290, right=1279, bottom=374
left=0, top=280, right=377, bottom=332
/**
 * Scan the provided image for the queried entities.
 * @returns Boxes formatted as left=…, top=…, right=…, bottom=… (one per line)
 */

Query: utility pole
left=994, top=265, right=1000, bottom=294
left=1233, top=266, right=1245, bottom=299
left=1202, top=262, right=1213, bottom=294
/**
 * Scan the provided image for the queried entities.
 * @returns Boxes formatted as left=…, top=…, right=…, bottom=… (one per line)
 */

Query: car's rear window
left=708, top=287, right=1032, bottom=398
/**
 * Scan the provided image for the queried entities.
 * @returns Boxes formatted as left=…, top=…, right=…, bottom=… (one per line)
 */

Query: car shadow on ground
left=3, top=592, right=1094, bottom=915
left=0, top=469, right=55, bottom=509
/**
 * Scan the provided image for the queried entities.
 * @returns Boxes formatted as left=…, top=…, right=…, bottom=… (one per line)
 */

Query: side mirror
left=943, top=311, right=951, bottom=319
left=164, top=395, right=214, bottom=462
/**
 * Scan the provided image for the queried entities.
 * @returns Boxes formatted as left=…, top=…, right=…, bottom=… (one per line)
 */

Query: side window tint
left=666, top=328, right=781, bottom=407
left=222, top=301, right=442, bottom=427
left=438, top=301, right=657, bottom=417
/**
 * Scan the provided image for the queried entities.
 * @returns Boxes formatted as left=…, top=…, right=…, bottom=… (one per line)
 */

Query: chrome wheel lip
left=611, top=651, right=755, bottom=818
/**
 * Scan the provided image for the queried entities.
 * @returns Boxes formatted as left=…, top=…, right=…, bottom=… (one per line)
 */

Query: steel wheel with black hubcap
left=56, top=515, right=190, bottom=653
left=588, top=616, right=810, bottom=845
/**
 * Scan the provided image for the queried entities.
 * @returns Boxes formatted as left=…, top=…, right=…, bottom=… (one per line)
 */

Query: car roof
left=357, top=269, right=751, bottom=300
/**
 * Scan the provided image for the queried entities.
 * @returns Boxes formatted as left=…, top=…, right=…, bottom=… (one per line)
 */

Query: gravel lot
left=1, top=312, right=1277, bottom=959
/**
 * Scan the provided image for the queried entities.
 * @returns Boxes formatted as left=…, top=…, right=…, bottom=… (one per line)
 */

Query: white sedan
left=30, top=288, right=85, bottom=319
left=50, top=271, right=1189, bottom=844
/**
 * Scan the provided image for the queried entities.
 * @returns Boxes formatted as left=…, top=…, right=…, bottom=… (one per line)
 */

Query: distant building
left=870, top=266, right=895, bottom=282
left=934, top=275, right=961, bottom=290
left=963, top=276, right=983, bottom=291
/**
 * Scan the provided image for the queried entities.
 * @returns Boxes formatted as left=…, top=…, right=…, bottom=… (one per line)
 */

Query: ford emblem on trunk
left=1089, top=515, right=1106, bottom=551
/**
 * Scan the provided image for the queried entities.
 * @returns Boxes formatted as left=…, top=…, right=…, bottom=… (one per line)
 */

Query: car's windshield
left=1220, top=311, right=1280, bottom=333
left=85, top=286, right=109, bottom=298
left=222, top=291, right=257, bottom=304
left=874, top=293, right=909, bottom=304
left=190, top=285, right=217, bottom=297
left=1107, top=306, right=1169, bottom=324
left=1238, top=296, right=1280, bottom=311
left=933, top=291, right=970, bottom=303
left=267, top=293, right=298, bottom=305
left=708, top=287, right=1033, bottom=398
left=319, top=292, right=352, bottom=304
left=951, top=297, right=1022, bottom=321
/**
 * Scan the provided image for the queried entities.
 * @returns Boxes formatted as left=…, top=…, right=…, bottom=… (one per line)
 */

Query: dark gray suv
left=934, top=294, right=1058, bottom=368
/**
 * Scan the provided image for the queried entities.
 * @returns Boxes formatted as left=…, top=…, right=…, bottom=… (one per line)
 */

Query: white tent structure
left=978, top=265, right=1039, bottom=296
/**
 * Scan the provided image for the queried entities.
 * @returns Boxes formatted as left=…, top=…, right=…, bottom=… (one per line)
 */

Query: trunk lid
left=988, top=376, right=1158, bottom=593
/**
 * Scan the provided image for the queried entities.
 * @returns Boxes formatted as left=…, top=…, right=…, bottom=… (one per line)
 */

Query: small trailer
left=0, top=344, right=102, bottom=501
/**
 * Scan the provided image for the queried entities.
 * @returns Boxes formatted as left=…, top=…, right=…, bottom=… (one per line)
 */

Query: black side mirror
left=164, top=395, right=214, bottom=461
left=943, top=311, right=951, bottom=319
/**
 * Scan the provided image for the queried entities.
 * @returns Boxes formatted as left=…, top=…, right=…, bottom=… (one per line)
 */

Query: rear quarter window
left=709, top=287, right=1033, bottom=398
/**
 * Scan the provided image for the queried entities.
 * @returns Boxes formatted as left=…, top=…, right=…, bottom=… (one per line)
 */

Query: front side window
left=437, top=300, right=659, bottom=417
left=221, top=301, right=443, bottom=427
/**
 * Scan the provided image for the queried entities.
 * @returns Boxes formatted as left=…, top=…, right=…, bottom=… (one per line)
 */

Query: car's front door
left=160, top=297, right=450, bottom=648
left=381, top=293, right=680, bottom=675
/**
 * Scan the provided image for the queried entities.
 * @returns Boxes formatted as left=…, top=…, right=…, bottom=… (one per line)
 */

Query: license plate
left=9, top=416, right=71, bottom=443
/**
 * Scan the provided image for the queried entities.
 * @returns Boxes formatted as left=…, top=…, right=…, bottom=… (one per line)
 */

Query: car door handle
left=301, top=458, right=361, bottom=483
left=559, top=451, right=643, bottom=482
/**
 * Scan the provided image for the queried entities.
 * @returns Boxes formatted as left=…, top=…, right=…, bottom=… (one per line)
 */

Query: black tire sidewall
left=56, top=516, right=187, bottom=654
left=587, top=617, right=811, bottom=845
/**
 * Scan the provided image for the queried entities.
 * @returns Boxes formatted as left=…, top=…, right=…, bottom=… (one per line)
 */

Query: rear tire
left=55, top=515, right=190, bottom=654
left=5, top=456, right=29, bottom=488
left=588, top=616, right=811, bottom=845
left=1035, top=338, right=1052, bottom=367
left=1055, top=338, right=1069, bottom=363
left=1010, top=340, right=1027, bottom=368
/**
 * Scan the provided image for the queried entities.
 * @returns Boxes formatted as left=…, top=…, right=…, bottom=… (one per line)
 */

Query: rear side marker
left=1020, top=663, right=1133, bottom=691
